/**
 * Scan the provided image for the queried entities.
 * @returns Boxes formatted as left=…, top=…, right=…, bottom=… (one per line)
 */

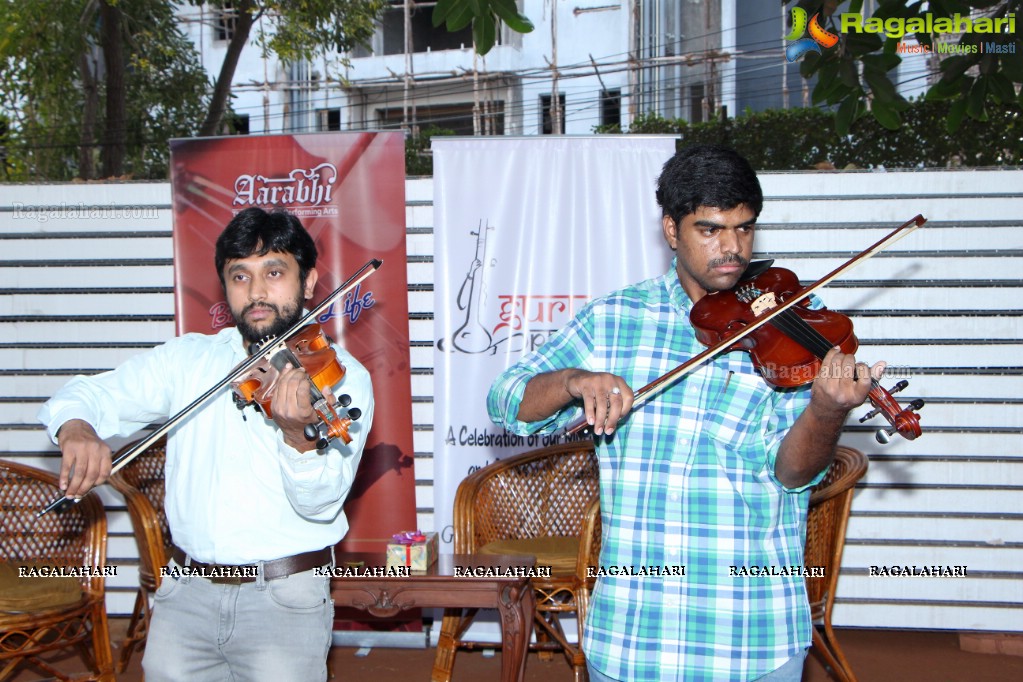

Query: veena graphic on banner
left=433, top=136, right=678, bottom=551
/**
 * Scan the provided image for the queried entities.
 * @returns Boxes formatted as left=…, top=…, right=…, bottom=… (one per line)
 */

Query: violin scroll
left=858, top=378, right=924, bottom=444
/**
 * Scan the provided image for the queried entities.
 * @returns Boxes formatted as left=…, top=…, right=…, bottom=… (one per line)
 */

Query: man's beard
left=232, top=294, right=305, bottom=347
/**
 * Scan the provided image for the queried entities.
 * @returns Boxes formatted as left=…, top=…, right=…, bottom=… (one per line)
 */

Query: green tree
left=192, top=0, right=387, bottom=136
left=598, top=100, right=1022, bottom=170
left=430, top=0, right=534, bottom=54
left=0, top=0, right=209, bottom=180
left=792, top=0, right=1021, bottom=133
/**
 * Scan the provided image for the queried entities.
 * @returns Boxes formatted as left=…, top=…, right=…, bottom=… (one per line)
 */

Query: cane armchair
left=804, top=445, right=869, bottom=682
left=433, top=441, right=601, bottom=682
left=107, top=436, right=171, bottom=672
left=0, top=459, right=114, bottom=681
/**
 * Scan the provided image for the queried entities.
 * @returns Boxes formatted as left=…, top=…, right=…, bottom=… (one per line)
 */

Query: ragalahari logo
left=785, top=7, right=840, bottom=62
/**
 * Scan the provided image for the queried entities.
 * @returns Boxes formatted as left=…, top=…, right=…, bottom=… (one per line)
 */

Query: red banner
left=169, top=132, right=416, bottom=554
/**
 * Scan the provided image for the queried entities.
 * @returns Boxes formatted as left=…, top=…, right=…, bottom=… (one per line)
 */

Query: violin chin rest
left=740, top=259, right=775, bottom=281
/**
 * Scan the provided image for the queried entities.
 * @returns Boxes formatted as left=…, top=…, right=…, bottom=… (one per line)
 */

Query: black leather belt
left=171, top=546, right=332, bottom=585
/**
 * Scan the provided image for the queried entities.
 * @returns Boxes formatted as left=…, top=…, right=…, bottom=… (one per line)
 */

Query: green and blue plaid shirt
left=488, top=262, right=819, bottom=681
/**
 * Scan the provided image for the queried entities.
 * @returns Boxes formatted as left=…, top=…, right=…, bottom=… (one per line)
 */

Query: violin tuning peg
left=339, top=394, right=352, bottom=407
left=908, top=398, right=925, bottom=411
left=875, top=427, right=896, bottom=444
left=304, top=422, right=332, bottom=450
left=859, top=407, right=882, bottom=423
left=347, top=408, right=362, bottom=421
left=888, top=380, right=909, bottom=395
left=304, top=424, right=320, bottom=441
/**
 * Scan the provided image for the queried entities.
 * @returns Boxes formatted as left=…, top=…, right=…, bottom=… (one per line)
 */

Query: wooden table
left=331, top=553, right=536, bottom=682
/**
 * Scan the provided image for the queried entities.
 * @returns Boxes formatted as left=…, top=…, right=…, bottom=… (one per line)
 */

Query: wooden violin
left=568, top=215, right=927, bottom=444
left=689, top=265, right=922, bottom=443
left=231, top=323, right=361, bottom=447
left=40, top=259, right=382, bottom=516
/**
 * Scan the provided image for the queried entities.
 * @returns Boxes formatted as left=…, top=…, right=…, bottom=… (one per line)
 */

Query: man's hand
left=518, top=368, right=633, bottom=436
left=775, top=347, right=887, bottom=488
left=270, top=363, right=322, bottom=452
left=809, top=346, right=887, bottom=420
left=566, top=370, right=634, bottom=436
left=56, top=419, right=112, bottom=498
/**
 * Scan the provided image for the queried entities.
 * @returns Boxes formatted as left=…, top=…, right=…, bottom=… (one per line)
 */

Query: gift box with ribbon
left=385, top=530, right=439, bottom=572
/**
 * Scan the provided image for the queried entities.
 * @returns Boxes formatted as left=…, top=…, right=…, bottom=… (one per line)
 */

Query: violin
left=567, top=216, right=927, bottom=444
left=231, top=323, right=362, bottom=448
left=690, top=265, right=923, bottom=443
left=40, top=259, right=382, bottom=515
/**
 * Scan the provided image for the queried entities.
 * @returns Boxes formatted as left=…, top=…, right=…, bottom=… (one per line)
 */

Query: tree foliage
left=792, top=0, right=1022, bottom=133
left=193, top=0, right=386, bottom=136
left=596, top=100, right=1022, bottom=169
left=431, top=0, right=534, bottom=54
left=0, top=0, right=209, bottom=180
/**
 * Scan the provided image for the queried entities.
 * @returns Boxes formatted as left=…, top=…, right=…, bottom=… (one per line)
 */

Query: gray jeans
left=142, top=559, right=333, bottom=682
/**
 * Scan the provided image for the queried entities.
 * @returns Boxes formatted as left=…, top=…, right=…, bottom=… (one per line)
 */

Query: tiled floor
left=10, top=618, right=1023, bottom=681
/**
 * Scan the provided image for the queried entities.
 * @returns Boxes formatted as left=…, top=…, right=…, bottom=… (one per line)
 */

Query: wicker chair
left=804, top=445, right=869, bottom=682
left=433, top=441, right=601, bottom=682
left=0, top=459, right=114, bottom=681
left=107, top=436, right=171, bottom=673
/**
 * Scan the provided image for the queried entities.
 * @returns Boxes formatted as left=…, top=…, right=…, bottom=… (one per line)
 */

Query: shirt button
left=670, top=492, right=680, bottom=502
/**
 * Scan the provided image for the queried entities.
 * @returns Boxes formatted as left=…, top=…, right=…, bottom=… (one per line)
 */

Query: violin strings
left=768, top=308, right=882, bottom=390
left=770, top=309, right=833, bottom=357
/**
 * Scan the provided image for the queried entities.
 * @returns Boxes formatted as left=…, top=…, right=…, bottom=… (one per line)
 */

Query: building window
left=381, top=1, right=477, bottom=55
left=318, top=108, right=341, bottom=131
left=215, top=3, right=237, bottom=42
left=600, top=89, right=621, bottom=129
left=226, top=114, right=249, bottom=135
left=377, top=103, right=505, bottom=136
left=540, top=94, right=565, bottom=135
left=689, top=83, right=705, bottom=124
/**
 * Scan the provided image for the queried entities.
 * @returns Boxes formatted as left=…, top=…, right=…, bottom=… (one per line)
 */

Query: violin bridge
left=749, top=291, right=777, bottom=316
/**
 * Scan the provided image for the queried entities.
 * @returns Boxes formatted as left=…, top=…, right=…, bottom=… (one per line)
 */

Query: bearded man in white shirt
left=38, top=207, right=374, bottom=681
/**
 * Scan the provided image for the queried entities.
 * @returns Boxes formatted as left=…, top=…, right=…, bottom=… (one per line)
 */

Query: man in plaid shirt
left=487, top=145, right=884, bottom=681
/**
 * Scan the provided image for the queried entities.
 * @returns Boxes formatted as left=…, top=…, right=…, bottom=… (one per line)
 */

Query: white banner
left=433, top=136, right=678, bottom=550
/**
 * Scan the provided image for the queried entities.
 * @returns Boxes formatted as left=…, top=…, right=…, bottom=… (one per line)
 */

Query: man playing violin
left=38, top=207, right=374, bottom=682
left=488, top=145, right=884, bottom=681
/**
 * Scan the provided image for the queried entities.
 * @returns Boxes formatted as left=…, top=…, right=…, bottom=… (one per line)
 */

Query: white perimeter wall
left=1, top=167, right=1021, bottom=632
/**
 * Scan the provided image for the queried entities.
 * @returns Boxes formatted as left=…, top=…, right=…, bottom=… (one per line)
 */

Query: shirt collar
left=211, top=325, right=248, bottom=358
left=663, top=256, right=694, bottom=315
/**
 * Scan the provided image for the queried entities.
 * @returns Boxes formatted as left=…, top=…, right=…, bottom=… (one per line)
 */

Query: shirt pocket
left=701, top=368, right=772, bottom=451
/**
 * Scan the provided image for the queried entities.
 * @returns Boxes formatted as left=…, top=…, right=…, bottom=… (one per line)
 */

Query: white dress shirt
left=38, top=326, right=374, bottom=565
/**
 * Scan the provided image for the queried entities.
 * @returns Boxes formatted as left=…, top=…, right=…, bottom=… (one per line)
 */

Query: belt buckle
left=207, top=575, right=246, bottom=585
left=207, top=576, right=245, bottom=588
left=204, top=563, right=257, bottom=585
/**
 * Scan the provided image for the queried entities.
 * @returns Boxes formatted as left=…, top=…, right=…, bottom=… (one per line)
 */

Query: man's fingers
left=855, top=361, right=870, bottom=381
left=67, top=450, right=102, bottom=497
left=275, top=364, right=315, bottom=420
left=565, top=372, right=632, bottom=436
left=56, top=421, right=111, bottom=497
left=871, top=361, right=887, bottom=381
left=59, top=454, right=74, bottom=491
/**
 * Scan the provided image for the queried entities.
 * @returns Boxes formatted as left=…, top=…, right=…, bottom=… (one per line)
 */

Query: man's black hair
left=655, top=144, right=763, bottom=225
left=214, top=207, right=318, bottom=286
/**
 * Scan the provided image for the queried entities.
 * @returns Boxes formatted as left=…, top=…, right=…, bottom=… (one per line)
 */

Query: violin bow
left=40, top=258, right=382, bottom=516
left=568, top=214, right=927, bottom=435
